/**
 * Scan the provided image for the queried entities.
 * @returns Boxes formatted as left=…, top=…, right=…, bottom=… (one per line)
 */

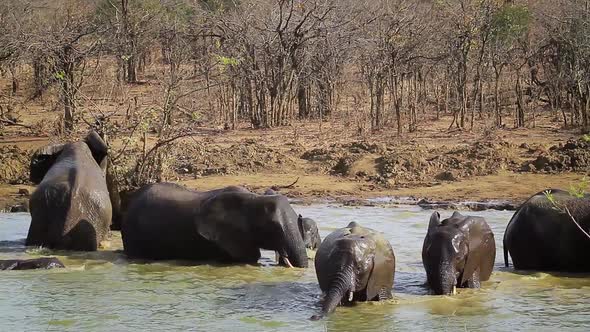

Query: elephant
left=111, top=185, right=251, bottom=231
left=422, top=211, right=495, bottom=295
left=503, top=189, right=590, bottom=272
left=26, top=131, right=112, bottom=251
left=0, top=257, right=65, bottom=270
left=262, top=188, right=321, bottom=251
left=298, top=215, right=321, bottom=250
left=121, top=183, right=308, bottom=267
left=312, top=222, right=395, bottom=319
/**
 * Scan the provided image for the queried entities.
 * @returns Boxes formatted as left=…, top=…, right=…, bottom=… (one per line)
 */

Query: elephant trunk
left=312, top=264, right=355, bottom=320
left=430, top=262, right=457, bottom=295
left=282, top=224, right=309, bottom=268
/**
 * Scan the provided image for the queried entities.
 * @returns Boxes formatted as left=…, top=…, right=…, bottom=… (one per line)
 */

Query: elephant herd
left=2, top=131, right=590, bottom=320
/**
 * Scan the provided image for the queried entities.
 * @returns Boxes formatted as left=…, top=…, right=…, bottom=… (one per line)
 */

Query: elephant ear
left=365, top=239, right=395, bottom=301
left=30, top=143, right=66, bottom=184
left=194, top=193, right=262, bottom=261
left=460, top=240, right=480, bottom=286
left=84, top=130, right=108, bottom=170
left=428, top=211, right=441, bottom=232
left=297, top=214, right=305, bottom=238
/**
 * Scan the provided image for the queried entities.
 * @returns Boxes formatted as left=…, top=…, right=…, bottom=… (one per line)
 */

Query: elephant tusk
left=283, top=256, right=294, bottom=268
left=348, top=291, right=354, bottom=302
left=452, top=286, right=457, bottom=295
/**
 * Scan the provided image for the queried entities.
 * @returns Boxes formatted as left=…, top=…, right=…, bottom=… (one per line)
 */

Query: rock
left=417, top=199, right=456, bottom=210
left=9, top=203, right=29, bottom=213
left=435, top=171, right=458, bottom=181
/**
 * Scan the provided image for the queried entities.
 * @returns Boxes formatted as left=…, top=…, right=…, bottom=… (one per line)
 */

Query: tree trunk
left=494, top=70, right=502, bottom=127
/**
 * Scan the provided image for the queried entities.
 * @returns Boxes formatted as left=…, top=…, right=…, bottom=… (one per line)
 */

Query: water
left=1, top=206, right=590, bottom=332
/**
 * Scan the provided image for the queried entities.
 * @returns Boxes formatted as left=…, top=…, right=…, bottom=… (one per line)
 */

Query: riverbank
left=1, top=170, right=585, bottom=213
left=1, top=114, right=588, bottom=213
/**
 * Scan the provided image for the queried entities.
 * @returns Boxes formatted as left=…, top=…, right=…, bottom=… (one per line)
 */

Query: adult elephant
left=503, top=189, right=590, bottom=272
left=0, top=257, right=65, bottom=270
left=422, top=211, right=495, bottom=295
left=121, top=183, right=308, bottom=267
left=312, top=222, right=395, bottom=319
left=27, top=131, right=112, bottom=251
left=111, top=185, right=251, bottom=231
left=262, top=189, right=322, bottom=250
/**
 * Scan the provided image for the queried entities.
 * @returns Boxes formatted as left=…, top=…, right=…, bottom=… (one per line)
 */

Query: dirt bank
left=0, top=117, right=588, bottom=212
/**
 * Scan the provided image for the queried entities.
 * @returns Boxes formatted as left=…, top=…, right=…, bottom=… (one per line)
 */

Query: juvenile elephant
left=0, top=257, right=65, bottom=270
left=121, top=183, right=308, bottom=267
left=422, top=211, right=495, bottom=295
left=298, top=215, right=321, bottom=250
left=27, top=131, right=112, bottom=251
left=312, top=222, right=395, bottom=319
left=503, top=189, right=590, bottom=272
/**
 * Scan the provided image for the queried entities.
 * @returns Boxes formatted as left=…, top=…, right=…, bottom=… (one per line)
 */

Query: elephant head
left=422, top=211, right=480, bottom=295
left=313, top=222, right=395, bottom=318
left=196, top=193, right=309, bottom=268
left=30, top=131, right=108, bottom=184
left=298, top=215, right=322, bottom=250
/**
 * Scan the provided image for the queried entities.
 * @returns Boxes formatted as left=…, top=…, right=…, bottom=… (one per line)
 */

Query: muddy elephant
left=503, top=189, right=590, bottom=272
left=27, top=131, right=112, bottom=251
left=121, top=183, right=308, bottom=267
left=0, top=257, right=65, bottom=270
left=422, top=211, right=495, bottom=295
left=298, top=215, right=321, bottom=250
left=312, top=222, right=395, bottom=319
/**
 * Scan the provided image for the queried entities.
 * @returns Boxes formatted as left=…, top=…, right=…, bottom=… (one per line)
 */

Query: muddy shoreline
left=0, top=182, right=519, bottom=214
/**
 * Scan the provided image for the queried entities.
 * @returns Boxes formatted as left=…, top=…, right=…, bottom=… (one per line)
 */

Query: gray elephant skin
left=313, top=222, right=395, bottom=319
left=298, top=215, right=321, bottom=250
left=422, top=211, right=495, bottom=295
left=504, top=189, right=590, bottom=272
left=27, top=131, right=112, bottom=251
left=121, top=183, right=308, bottom=267
left=0, top=257, right=65, bottom=270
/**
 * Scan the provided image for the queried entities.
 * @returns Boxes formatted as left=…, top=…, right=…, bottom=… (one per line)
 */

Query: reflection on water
left=1, top=206, right=590, bottom=331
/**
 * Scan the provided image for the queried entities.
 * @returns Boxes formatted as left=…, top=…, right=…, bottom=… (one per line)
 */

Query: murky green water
left=1, top=205, right=589, bottom=331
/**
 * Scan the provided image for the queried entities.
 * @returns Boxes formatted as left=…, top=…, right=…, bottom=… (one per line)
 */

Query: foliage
left=489, top=5, right=530, bottom=43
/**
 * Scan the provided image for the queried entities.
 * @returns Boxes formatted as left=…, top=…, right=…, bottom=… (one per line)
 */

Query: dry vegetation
left=0, top=0, right=589, bottom=210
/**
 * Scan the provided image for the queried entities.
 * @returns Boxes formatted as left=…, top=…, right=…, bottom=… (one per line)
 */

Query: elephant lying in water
left=312, top=222, right=395, bottom=319
left=504, top=189, right=590, bottom=272
left=422, top=211, right=495, bottom=295
left=121, top=183, right=308, bottom=267
left=27, top=131, right=112, bottom=251
left=0, top=257, right=65, bottom=270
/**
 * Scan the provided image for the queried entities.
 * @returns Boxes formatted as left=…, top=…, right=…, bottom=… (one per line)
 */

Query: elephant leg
left=465, top=269, right=481, bottom=289
left=377, top=287, right=393, bottom=301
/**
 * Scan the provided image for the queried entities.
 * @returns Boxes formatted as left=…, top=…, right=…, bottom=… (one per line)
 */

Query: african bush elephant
left=121, top=183, right=308, bottom=267
left=0, top=257, right=65, bottom=270
left=27, top=131, right=112, bottom=251
left=422, top=211, right=495, bottom=295
left=298, top=215, right=321, bottom=250
left=111, top=185, right=251, bottom=231
left=503, top=189, right=590, bottom=272
left=312, top=222, right=395, bottom=319
left=262, top=189, right=322, bottom=250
